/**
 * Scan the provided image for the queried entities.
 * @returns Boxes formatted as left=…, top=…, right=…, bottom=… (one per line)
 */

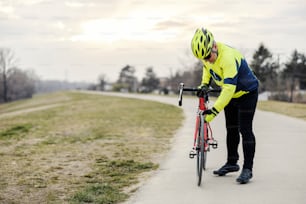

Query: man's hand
left=204, top=107, right=219, bottom=122
left=197, top=84, right=209, bottom=97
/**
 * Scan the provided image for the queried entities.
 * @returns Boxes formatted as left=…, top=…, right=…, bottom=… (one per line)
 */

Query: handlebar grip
left=178, top=100, right=182, bottom=106
left=178, top=83, right=184, bottom=106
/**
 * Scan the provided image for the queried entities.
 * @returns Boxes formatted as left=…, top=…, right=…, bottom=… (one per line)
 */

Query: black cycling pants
left=224, top=90, right=258, bottom=170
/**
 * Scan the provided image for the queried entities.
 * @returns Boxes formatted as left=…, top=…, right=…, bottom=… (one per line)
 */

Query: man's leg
left=236, top=90, right=258, bottom=183
left=213, top=100, right=240, bottom=176
left=224, top=101, right=240, bottom=164
left=239, top=91, right=258, bottom=170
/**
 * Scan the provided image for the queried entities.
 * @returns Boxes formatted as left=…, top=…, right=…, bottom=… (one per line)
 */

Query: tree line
left=102, top=43, right=306, bottom=103
left=0, top=48, right=91, bottom=104
left=2, top=44, right=306, bottom=104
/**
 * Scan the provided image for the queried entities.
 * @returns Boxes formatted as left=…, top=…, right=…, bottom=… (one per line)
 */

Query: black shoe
left=236, top=169, right=253, bottom=184
left=213, top=163, right=240, bottom=176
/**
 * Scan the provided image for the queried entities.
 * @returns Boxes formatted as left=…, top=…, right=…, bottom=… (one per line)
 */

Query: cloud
left=65, top=1, right=85, bottom=8
left=154, top=20, right=189, bottom=30
left=1, top=0, right=306, bottom=82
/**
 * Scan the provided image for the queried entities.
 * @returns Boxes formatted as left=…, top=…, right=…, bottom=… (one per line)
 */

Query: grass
left=71, top=183, right=127, bottom=204
left=257, top=100, right=306, bottom=121
left=0, top=124, right=33, bottom=139
left=0, top=91, right=183, bottom=203
left=71, top=159, right=158, bottom=203
left=1, top=91, right=304, bottom=203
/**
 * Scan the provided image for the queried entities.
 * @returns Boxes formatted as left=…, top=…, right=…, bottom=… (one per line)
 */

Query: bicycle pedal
left=209, top=140, right=218, bottom=149
left=189, top=150, right=196, bottom=159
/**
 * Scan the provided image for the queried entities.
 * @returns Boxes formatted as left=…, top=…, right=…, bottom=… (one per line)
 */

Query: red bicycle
left=178, top=83, right=221, bottom=186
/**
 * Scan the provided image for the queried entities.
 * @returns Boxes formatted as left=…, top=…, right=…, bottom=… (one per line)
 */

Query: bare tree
left=0, top=48, right=17, bottom=102
left=7, top=68, right=36, bottom=101
left=0, top=48, right=37, bottom=103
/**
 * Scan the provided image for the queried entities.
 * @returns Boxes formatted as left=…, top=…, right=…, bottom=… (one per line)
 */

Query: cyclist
left=191, top=28, right=259, bottom=184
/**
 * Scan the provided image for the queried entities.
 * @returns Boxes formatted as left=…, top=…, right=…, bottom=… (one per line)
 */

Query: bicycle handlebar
left=178, top=82, right=221, bottom=106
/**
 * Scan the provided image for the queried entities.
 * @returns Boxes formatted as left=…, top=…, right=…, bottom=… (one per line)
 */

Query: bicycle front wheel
left=202, top=121, right=208, bottom=170
left=196, top=116, right=205, bottom=186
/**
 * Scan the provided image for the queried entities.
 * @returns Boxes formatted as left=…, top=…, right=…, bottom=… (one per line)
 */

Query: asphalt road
left=92, top=92, right=306, bottom=204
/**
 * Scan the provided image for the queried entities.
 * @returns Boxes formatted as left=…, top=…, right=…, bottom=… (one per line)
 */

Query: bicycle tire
left=202, top=121, right=208, bottom=170
left=196, top=116, right=205, bottom=186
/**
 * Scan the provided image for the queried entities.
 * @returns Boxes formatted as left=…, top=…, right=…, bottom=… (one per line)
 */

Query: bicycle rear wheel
left=196, top=116, right=205, bottom=186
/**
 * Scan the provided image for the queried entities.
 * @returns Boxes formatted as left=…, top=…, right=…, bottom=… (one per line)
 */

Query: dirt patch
left=0, top=104, right=64, bottom=118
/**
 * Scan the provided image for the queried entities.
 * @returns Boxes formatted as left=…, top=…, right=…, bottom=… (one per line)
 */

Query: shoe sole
left=213, top=172, right=226, bottom=176
left=236, top=178, right=251, bottom=184
left=236, top=170, right=253, bottom=184
left=236, top=175, right=252, bottom=184
left=213, top=169, right=239, bottom=176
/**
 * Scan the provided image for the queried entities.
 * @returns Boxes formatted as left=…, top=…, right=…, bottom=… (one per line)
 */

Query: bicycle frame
left=193, top=97, right=211, bottom=153
left=178, top=83, right=220, bottom=157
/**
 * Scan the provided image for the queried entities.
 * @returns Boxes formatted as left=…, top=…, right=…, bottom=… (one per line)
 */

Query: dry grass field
left=0, top=92, right=183, bottom=203
left=258, top=100, right=306, bottom=121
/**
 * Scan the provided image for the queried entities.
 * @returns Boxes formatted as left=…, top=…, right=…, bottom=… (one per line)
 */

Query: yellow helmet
left=191, top=28, right=214, bottom=60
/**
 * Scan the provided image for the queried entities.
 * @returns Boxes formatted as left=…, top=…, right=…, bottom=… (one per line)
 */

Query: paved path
left=88, top=91, right=306, bottom=204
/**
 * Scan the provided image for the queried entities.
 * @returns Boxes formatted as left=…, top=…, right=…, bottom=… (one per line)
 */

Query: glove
left=196, top=84, right=209, bottom=97
left=204, top=107, right=219, bottom=123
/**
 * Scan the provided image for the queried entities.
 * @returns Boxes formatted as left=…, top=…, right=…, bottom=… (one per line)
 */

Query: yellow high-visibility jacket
left=201, top=42, right=258, bottom=112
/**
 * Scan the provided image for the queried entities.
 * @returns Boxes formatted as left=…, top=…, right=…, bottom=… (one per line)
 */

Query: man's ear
left=212, top=42, right=218, bottom=52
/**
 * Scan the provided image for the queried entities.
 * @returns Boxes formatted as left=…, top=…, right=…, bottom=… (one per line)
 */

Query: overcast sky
left=1, top=0, right=306, bottom=83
